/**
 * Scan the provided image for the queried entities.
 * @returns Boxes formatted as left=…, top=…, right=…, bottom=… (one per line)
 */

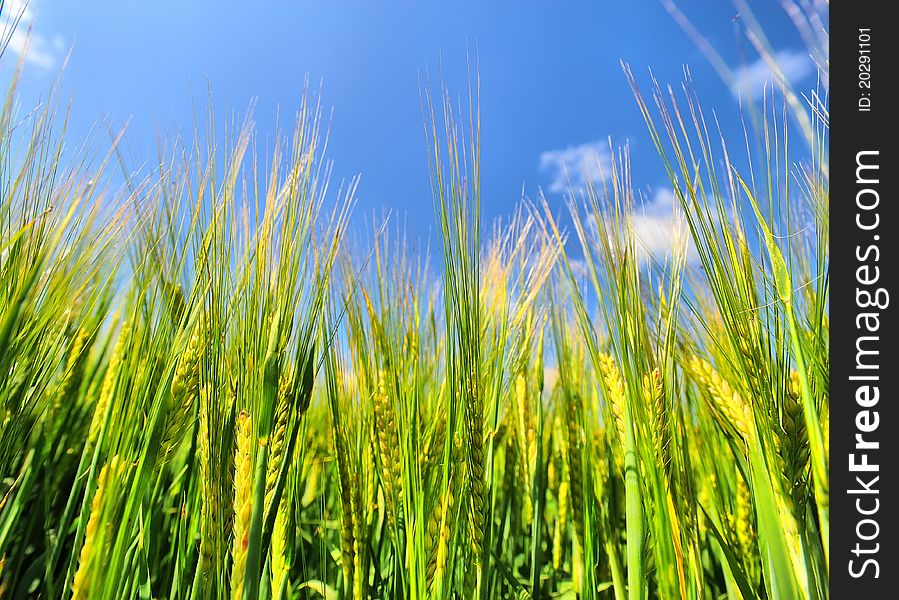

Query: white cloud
left=630, top=187, right=693, bottom=264
left=731, top=49, right=813, bottom=99
left=587, top=187, right=694, bottom=265
left=539, top=140, right=611, bottom=194
left=2, top=0, right=63, bottom=71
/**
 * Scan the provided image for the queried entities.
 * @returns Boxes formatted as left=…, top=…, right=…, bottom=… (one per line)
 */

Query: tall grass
left=0, top=3, right=827, bottom=599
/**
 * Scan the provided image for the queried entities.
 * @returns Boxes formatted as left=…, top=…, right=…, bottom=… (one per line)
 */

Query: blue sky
left=3, top=0, right=818, bottom=251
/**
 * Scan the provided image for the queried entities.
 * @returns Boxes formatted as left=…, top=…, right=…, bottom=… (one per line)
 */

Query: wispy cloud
left=2, top=0, right=65, bottom=71
left=730, top=49, right=813, bottom=99
left=539, top=140, right=611, bottom=194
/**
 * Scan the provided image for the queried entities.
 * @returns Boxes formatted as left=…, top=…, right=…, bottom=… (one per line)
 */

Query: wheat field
left=0, top=5, right=828, bottom=600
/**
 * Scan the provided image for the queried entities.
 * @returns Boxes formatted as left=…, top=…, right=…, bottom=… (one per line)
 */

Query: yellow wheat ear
left=373, top=368, right=401, bottom=526
left=688, top=355, right=753, bottom=441
left=598, top=352, right=626, bottom=472
left=265, top=372, right=292, bottom=511
left=71, top=455, right=126, bottom=600
left=230, top=410, right=253, bottom=600
left=161, top=319, right=204, bottom=456
left=89, top=320, right=132, bottom=445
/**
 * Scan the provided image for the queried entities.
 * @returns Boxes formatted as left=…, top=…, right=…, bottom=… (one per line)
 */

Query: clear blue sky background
left=3, top=1, right=817, bottom=246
